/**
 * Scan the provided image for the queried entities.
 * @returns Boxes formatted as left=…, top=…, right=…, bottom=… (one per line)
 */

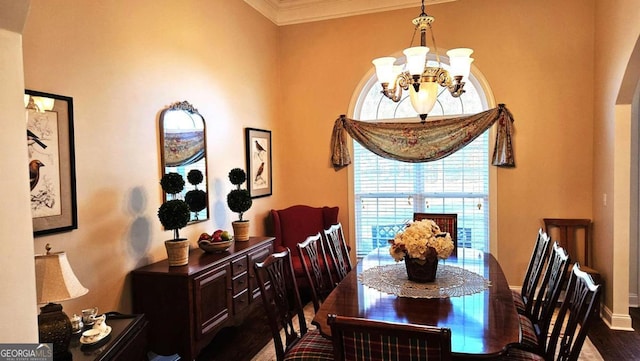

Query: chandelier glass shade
left=372, top=1, right=474, bottom=120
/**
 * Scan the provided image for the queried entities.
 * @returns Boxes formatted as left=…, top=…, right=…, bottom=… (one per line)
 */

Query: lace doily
left=358, top=263, right=491, bottom=298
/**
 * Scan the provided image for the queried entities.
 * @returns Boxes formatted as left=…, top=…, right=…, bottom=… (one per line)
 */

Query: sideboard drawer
left=232, top=273, right=248, bottom=295
left=231, top=257, right=248, bottom=276
left=233, top=289, right=250, bottom=314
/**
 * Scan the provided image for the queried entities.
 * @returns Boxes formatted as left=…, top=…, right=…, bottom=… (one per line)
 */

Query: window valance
left=331, top=104, right=515, bottom=169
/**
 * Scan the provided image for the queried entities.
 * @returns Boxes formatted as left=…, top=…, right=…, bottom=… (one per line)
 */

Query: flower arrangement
left=389, top=219, right=454, bottom=261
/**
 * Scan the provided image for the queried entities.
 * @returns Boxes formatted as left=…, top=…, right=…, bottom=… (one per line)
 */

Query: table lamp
left=35, top=244, right=88, bottom=361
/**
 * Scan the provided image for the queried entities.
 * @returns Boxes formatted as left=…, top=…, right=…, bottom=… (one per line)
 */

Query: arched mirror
left=159, top=101, right=208, bottom=222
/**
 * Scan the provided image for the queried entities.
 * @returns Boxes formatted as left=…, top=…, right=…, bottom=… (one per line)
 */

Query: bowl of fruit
left=198, top=229, right=233, bottom=253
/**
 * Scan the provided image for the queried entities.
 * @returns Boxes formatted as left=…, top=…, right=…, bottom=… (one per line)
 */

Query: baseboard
left=629, top=292, right=639, bottom=307
left=601, top=304, right=634, bottom=331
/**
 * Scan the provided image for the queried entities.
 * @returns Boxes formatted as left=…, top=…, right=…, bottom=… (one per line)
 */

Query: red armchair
left=270, top=205, right=339, bottom=290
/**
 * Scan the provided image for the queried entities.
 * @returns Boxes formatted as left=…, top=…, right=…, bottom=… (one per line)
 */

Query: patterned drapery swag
left=331, top=104, right=515, bottom=169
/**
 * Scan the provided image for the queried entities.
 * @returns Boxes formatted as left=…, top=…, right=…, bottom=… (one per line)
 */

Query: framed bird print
left=245, top=128, right=272, bottom=198
left=25, top=89, right=77, bottom=236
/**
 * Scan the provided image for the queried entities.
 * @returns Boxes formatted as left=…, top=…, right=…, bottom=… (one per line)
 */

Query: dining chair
left=502, top=263, right=602, bottom=361
left=413, top=213, right=458, bottom=253
left=512, top=229, right=550, bottom=316
left=544, top=217, right=602, bottom=316
left=516, top=242, right=571, bottom=354
left=297, top=232, right=335, bottom=313
left=324, top=223, right=353, bottom=283
left=254, top=249, right=334, bottom=361
left=327, top=314, right=452, bottom=361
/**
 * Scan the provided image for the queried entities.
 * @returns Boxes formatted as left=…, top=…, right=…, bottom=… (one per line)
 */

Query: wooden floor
left=588, top=308, right=640, bottom=361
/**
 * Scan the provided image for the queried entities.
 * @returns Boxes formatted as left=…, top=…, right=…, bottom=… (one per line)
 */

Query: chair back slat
left=521, top=229, right=551, bottom=316
left=324, top=223, right=352, bottom=282
left=545, top=263, right=601, bottom=361
left=328, top=315, right=452, bottom=361
left=530, top=242, right=571, bottom=350
left=297, top=232, right=334, bottom=312
left=254, top=249, right=308, bottom=361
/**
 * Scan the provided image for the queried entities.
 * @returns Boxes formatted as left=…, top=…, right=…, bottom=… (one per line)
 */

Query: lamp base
left=38, top=303, right=72, bottom=361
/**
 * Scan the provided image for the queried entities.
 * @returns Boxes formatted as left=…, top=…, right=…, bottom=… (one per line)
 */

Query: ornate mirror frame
left=159, top=101, right=209, bottom=222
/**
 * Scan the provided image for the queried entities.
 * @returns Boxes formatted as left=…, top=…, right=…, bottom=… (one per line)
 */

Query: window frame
left=345, top=51, right=499, bottom=258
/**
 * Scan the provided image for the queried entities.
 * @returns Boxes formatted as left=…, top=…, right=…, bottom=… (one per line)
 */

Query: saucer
left=80, top=326, right=112, bottom=345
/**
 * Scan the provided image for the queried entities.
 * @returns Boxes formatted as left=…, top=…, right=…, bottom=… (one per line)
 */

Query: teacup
left=70, top=314, right=83, bottom=334
left=92, top=314, right=107, bottom=332
left=82, top=328, right=101, bottom=343
left=81, top=307, right=99, bottom=325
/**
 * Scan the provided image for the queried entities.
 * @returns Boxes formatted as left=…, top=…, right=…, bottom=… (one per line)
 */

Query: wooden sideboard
left=131, top=236, right=274, bottom=360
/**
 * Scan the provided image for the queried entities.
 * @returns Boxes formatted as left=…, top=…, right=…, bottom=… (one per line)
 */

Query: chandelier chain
left=429, top=23, right=441, bottom=66
left=410, top=27, right=418, bottom=48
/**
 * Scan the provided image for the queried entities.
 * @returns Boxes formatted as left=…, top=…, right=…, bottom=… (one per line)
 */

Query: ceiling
left=243, top=0, right=455, bottom=26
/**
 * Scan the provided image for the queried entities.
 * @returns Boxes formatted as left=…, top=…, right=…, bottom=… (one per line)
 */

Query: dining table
left=312, top=248, right=520, bottom=359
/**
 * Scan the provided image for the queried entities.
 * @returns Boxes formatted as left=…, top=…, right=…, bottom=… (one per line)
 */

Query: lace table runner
left=358, top=263, right=491, bottom=298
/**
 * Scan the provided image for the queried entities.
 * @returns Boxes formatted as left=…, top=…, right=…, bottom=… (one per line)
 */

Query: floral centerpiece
left=389, top=219, right=454, bottom=282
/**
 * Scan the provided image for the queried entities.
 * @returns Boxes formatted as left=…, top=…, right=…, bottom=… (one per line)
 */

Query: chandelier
left=372, top=0, right=474, bottom=120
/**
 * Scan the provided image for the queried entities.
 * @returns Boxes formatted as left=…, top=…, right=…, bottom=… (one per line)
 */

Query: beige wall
left=19, top=0, right=279, bottom=319
left=0, top=0, right=38, bottom=342
left=593, top=0, right=640, bottom=328
left=277, top=0, right=595, bottom=287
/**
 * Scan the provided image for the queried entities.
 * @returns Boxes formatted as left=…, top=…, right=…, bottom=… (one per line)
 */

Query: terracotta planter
left=165, top=239, right=190, bottom=266
left=404, top=247, right=439, bottom=283
left=232, top=221, right=250, bottom=241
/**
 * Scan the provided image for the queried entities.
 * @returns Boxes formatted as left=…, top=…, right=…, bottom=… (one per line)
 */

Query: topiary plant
left=184, top=169, right=207, bottom=220
left=158, top=172, right=191, bottom=240
left=226, top=168, right=252, bottom=221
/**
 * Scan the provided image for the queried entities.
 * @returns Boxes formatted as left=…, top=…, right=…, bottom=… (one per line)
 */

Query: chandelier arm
left=448, top=76, right=466, bottom=97
left=381, top=72, right=412, bottom=102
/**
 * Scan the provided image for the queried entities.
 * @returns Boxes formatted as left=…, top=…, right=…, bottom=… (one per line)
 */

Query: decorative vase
left=232, top=220, right=250, bottom=241
left=164, top=238, right=190, bottom=266
left=404, top=247, right=439, bottom=283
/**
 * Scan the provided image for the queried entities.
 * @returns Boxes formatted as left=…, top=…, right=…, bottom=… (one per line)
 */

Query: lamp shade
left=446, top=48, right=474, bottom=80
left=35, top=250, right=88, bottom=304
left=372, top=57, right=398, bottom=84
left=409, top=81, right=438, bottom=116
left=403, top=46, right=429, bottom=76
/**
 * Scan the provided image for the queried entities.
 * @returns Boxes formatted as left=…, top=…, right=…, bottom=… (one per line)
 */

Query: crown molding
left=244, top=0, right=456, bottom=26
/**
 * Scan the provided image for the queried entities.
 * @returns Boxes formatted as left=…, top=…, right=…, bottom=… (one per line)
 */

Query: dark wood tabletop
left=312, top=248, right=520, bottom=359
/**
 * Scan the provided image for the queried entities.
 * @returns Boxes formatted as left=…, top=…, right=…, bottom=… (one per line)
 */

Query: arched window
left=351, top=57, right=493, bottom=257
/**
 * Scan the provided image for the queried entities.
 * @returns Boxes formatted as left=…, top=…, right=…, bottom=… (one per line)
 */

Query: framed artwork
left=245, top=128, right=272, bottom=198
left=25, top=89, right=77, bottom=236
